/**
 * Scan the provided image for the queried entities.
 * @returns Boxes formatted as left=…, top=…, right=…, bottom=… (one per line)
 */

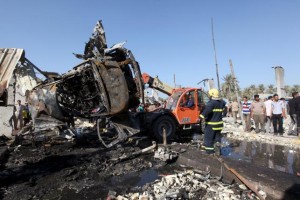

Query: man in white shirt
left=264, top=96, right=274, bottom=134
left=271, top=94, right=286, bottom=136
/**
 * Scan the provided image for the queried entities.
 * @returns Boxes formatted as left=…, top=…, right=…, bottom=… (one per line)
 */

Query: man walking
left=264, top=96, right=274, bottom=134
left=250, top=95, right=266, bottom=133
left=242, top=96, right=251, bottom=132
left=14, top=100, right=25, bottom=130
left=288, top=92, right=298, bottom=136
left=271, top=94, right=286, bottom=136
left=231, top=99, right=239, bottom=123
left=200, top=88, right=226, bottom=155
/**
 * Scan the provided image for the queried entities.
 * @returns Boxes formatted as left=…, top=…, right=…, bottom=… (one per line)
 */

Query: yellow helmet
left=208, top=88, right=219, bottom=98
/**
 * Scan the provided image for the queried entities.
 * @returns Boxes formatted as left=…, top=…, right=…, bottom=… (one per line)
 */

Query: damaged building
left=1, top=21, right=146, bottom=148
left=0, top=48, right=39, bottom=137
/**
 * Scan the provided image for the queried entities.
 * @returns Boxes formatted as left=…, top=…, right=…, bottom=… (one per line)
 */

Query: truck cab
left=142, top=77, right=210, bottom=142
left=167, top=88, right=209, bottom=127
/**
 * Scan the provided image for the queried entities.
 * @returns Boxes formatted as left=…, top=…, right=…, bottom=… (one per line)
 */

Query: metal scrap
left=26, top=20, right=144, bottom=148
left=111, top=141, right=157, bottom=163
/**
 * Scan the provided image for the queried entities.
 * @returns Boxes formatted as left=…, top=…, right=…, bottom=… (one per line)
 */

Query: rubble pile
left=0, top=136, right=160, bottom=200
left=109, top=169, right=261, bottom=200
left=154, top=146, right=178, bottom=162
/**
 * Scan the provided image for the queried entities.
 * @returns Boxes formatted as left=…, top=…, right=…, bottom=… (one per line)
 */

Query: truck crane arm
left=142, top=73, right=174, bottom=96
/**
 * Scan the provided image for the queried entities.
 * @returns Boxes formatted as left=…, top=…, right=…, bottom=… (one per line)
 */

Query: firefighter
left=199, top=88, right=226, bottom=155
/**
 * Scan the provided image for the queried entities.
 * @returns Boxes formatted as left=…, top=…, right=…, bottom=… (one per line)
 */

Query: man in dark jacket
left=200, top=88, right=226, bottom=155
left=288, top=92, right=298, bottom=136
left=294, top=92, right=300, bottom=137
left=184, top=94, right=195, bottom=108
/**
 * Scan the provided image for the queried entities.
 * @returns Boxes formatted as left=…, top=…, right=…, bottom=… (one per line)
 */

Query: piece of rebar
left=114, top=141, right=157, bottom=162
left=163, top=128, right=167, bottom=145
left=217, top=157, right=265, bottom=200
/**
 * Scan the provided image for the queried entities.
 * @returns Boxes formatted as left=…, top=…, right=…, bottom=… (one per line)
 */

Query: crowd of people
left=226, top=92, right=300, bottom=137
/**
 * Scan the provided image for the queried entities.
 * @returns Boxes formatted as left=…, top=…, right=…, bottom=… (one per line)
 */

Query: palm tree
left=258, top=84, right=265, bottom=94
left=267, top=84, right=275, bottom=94
left=221, top=74, right=237, bottom=100
left=249, top=84, right=257, bottom=99
left=221, top=82, right=231, bottom=99
left=291, top=85, right=300, bottom=93
left=242, top=87, right=252, bottom=99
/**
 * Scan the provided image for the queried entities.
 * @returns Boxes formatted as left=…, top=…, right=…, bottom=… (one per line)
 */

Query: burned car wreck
left=28, top=21, right=145, bottom=147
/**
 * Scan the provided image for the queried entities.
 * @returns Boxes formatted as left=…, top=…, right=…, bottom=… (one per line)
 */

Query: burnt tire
left=153, top=115, right=176, bottom=143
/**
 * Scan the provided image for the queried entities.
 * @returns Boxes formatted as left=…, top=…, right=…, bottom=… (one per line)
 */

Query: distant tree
left=267, top=84, right=275, bottom=94
left=221, top=74, right=237, bottom=100
left=249, top=84, right=257, bottom=98
left=284, top=85, right=291, bottom=97
left=242, top=87, right=252, bottom=99
left=258, top=84, right=265, bottom=94
left=291, top=85, right=300, bottom=93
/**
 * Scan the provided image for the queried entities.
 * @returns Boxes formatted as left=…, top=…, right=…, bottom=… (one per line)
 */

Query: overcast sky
left=1, top=0, right=299, bottom=90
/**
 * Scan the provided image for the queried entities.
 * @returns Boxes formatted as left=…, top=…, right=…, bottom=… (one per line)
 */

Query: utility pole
left=211, top=18, right=221, bottom=93
left=173, top=74, right=176, bottom=88
left=229, top=59, right=244, bottom=126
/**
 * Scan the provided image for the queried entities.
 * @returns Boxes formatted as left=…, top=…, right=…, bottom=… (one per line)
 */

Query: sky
left=1, top=0, right=300, bottom=91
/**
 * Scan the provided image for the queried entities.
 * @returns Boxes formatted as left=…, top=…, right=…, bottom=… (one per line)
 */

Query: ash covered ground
left=0, top=127, right=260, bottom=200
left=2, top=116, right=299, bottom=200
left=0, top=132, right=162, bottom=200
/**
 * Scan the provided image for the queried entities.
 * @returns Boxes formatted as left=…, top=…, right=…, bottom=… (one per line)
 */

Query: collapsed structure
left=1, top=21, right=209, bottom=147
left=0, top=48, right=39, bottom=137
left=0, top=21, right=148, bottom=146
left=29, top=21, right=145, bottom=147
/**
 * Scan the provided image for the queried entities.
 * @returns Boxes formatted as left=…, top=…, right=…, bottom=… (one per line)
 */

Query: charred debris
left=28, top=21, right=147, bottom=148
left=1, top=21, right=170, bottom=148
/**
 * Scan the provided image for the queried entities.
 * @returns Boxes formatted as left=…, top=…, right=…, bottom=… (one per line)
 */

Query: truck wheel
left=153, top=115, right=176, bottom=143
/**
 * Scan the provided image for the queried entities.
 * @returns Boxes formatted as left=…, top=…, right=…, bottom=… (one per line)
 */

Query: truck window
left=180, top=91, right=195, bottom=107
left=197, top=90, right=210, bottom=105
left=165, top=91, right=183, bottom=110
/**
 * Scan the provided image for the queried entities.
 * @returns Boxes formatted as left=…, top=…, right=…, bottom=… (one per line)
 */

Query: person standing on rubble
left=14, top=100, right=25, bottom=130
left=22, top=102, right=31, bottom=126
left=287, top=92, right=298, bottom=136
left=271, top=94, right=286, bottom=136
left=241, top=96, right=251, bottom=132
left=250, top=94, right=266, bottom=133
left=264, top=96, right=274, bottom=134
left=199, top=88, right=226, bottom=155
left=231, top=99, right=239, bottom=123
left=227, top=101, right=232, bottom=117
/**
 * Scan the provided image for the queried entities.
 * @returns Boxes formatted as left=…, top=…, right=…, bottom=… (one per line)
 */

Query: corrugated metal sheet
left=0, top=48, right=24, bottom=97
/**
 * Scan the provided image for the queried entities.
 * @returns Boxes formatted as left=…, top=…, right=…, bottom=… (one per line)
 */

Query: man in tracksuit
left=200, top=88, right=226, bottom=155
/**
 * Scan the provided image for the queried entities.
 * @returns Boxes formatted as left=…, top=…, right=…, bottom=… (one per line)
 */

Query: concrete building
left=273, top=66, right=286, bottom=98
left=0, top=48, right=38, bottom=137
